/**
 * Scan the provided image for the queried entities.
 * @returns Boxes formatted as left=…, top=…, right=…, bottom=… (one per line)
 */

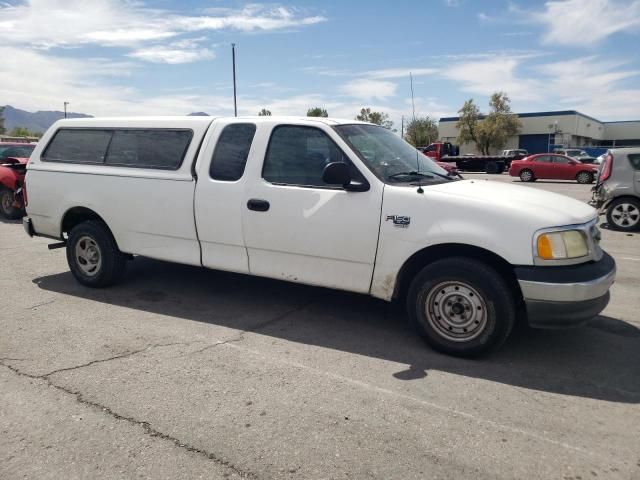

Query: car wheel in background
left=406, top=257, right=515, bottom=357
left=66, top=220, right=127, bottom=287
left=0, top=187, right=23, bottom=220
left=606, top=198, right=640, bottom=232
left=576, top=171, right=594, bottom=184
left=485, top=161, right=498, bottom=174
left=519, top=169, right=534, bottom=182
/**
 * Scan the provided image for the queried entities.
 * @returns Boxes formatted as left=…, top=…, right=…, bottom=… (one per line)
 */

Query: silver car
left=591, top=148, right=640, bottom=231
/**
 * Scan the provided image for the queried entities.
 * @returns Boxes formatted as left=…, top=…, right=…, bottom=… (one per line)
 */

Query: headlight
left=536, top=230, right=589, bottom=260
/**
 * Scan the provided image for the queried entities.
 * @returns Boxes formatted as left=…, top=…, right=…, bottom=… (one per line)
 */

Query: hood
left=425, top=179, right=596, bottom=227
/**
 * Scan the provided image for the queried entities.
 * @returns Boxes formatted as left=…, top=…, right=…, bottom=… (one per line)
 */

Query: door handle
left=247, top=199, right=270, bottom=212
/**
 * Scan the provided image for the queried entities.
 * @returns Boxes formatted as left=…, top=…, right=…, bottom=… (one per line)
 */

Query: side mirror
left=568, top=159, right=577, bottom=165
left=322, top=162, right=351, bottom=185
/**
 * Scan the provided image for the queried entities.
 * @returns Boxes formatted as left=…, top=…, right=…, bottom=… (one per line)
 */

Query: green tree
left=258, top=108, right=272, bottom=116
left=355, top=108, right=394, bottom=129
left=456, top=93, right=521, bottom=155
left=404, top=116, right=439, bottom=147
left=307, top=107, right=328, bottom=117
left=0, top=106, right=5, bottom=135
left=9, top=126, right=33, bottom=137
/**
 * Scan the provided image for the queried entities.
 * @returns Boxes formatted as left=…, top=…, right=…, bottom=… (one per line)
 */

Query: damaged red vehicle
left=0, top=143, right=35, bottom=219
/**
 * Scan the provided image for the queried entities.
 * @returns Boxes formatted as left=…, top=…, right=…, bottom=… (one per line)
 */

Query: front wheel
left=0, top=187, right=23, bottom=219
left=406, top=257, right=516, bottom=357
left=66, top=220, right=127, bottom=287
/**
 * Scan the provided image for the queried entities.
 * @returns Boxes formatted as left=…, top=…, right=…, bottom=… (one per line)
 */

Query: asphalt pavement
left=1, top=174, right=639, bottom=479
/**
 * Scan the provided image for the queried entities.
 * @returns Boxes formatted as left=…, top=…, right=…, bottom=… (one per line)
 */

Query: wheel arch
left=392, top=243, right=524, bottom=304
left=60, top=207, right=117, bottom=242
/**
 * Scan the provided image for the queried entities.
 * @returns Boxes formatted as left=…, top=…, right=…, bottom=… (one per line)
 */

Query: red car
left=508, top=153, right=598, bottom=184
left=0, top=142, right=35, bottom=219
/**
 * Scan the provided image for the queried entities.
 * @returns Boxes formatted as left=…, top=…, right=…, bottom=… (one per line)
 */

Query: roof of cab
left=51, top=116, right=371, bottom=128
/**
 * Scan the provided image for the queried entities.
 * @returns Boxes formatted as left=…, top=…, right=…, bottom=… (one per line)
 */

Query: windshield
left=334, top=124, right=453, bottom=184
left=0, top=144, right=35, bottom=160
left=565, top=149, right=588, bottom=157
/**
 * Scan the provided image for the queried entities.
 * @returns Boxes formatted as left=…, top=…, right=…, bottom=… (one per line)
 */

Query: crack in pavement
left=187, top=296, right=324, bottom=358
left=38, top=342, right=194, bottom=378
left=0, top=357, right=258, bottom=479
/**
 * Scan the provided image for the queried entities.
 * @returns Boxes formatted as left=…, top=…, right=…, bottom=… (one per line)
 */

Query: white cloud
left=129, top=45, right=214, bottom=64
left=440, top=54, right=543, bottom=101
left=532, top=0, right=640, bottom=45
left=339, top=79, right=397, bottom=100
left=364, top=68, right=437, bottom=79
left=0, top=0, right=325, bottom=61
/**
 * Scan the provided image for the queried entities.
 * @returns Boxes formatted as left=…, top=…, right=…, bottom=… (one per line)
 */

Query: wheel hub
left=425, top=281, right=488, bottom=342
left=75, top=236, right=102, bottom=276
left=612, top=204, right=640, bottom=227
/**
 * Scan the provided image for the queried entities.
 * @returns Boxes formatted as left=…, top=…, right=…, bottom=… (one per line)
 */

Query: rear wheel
left=485, top=161, right=498, bottom=174
left=0, top=187, right=23, bottom=219
left=606, top=198, right=640, bottom=232
left=406, top=257, right=515, bottom=357
left=519, top=169, right=534, bottom=182
left=576, top=171, right=594, bottom=184
left=66, top=220, right=127, bottom=287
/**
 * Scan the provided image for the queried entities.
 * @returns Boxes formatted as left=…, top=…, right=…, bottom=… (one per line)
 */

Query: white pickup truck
left=23, top=116, right=616, bottom=356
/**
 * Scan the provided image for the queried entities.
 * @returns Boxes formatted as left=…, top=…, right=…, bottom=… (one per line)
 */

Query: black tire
left=485, top=161, right=498, bottom=174
left=519, top=169, right=535, bottom=182
left=406, top=257, right=515, bottom=357
left=0, top=187, right=23, bottom=219
left=496, top=163, right=506, bottom=174
left=66, top=220, right=127, bottom=287
left=576, top=171, right=594, bottom=184
left=606, top=197, right=640, bottom=232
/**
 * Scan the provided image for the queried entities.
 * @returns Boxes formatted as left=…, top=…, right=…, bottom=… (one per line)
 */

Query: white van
left=23, top=116, right=616, bottom=356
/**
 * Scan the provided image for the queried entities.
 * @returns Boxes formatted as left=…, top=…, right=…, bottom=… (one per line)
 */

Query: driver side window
left=263, top=125, right=363, bottom=187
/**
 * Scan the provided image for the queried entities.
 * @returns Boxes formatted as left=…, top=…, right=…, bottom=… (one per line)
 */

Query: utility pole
left=64, top=101, right=69, bottom=119
left=231, top=43, right=237, bottom=117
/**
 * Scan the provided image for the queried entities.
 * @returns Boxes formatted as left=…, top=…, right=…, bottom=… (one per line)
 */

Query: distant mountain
left=187, top=112, right=210, bottom=116
left=1, top=105, right=92, bottom=133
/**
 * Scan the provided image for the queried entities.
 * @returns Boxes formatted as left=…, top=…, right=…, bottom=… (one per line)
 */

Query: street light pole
left=63, top=101, right=69, bottom=119
left=231, top=43, right=237, bottom=117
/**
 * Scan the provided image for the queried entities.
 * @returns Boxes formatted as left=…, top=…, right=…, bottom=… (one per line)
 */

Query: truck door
left=194, top=120, right=257, bottom=273
left=242, top=124, right=383, bottom=293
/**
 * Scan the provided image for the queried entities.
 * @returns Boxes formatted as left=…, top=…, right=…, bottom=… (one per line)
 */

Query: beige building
left=438, top=110, right=640, bottom=155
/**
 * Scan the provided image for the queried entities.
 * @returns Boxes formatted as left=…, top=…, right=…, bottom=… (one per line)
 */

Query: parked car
left=509, top=153, right=599, bottom=184
left=501, top=149, right=528, bottom=157
left=0, top=142, right=35, bottom=162
left=590, top=148, right=640, bottom=231
left=554, top=148, right=591, bottom=160
left=24, top=117, right=615, bottom=357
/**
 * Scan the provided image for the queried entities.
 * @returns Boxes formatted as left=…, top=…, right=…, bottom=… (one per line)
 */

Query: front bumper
left=515, top=252, right=616, bottom=328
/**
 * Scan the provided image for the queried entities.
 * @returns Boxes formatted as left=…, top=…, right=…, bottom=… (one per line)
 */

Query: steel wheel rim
left=578, top=172, right=590, bottom=183
left=611, top=203, right=640, bottom=228
left=75, top=235, right=102, bottom=276
left=521, top=171, right=532, bottom=181
left=425, top=281, right=488, bottom=342
left=0, top=190, right=12, bottom=212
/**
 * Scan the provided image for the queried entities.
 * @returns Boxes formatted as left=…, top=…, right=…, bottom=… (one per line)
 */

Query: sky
left=1, top=0, right=639, bottom=127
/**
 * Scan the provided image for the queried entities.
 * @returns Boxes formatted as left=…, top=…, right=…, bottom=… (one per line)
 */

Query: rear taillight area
left=599, top=153, right=613, bottom=182
left=23, top=180, right=28, bottom=207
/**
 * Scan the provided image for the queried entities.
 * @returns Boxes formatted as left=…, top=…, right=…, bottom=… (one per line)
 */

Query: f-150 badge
left=386, top=215, right=410, bottom=228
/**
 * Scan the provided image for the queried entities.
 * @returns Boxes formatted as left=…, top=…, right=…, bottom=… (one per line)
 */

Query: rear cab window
left=209, top=123, right=256, bottom=181
left=42, top=128, right=193, bottom=170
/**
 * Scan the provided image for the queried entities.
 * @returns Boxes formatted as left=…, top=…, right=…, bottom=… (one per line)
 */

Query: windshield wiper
left=387, top=171, right=435, bottom=181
